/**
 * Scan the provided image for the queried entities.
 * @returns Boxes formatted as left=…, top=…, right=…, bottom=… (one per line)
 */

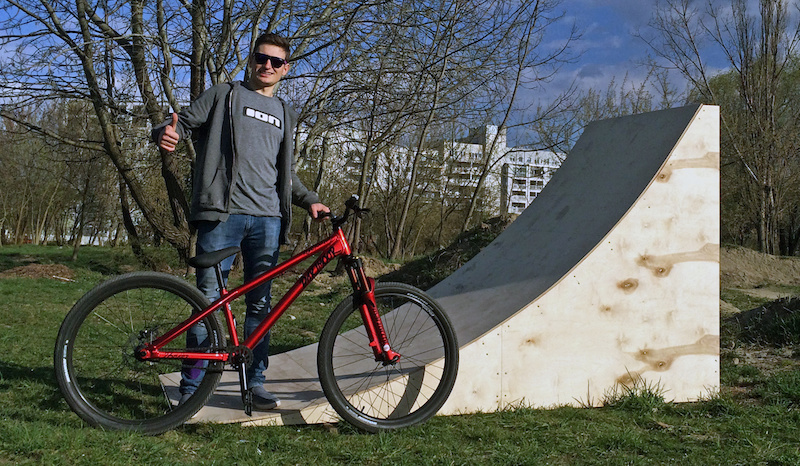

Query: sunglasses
left=253, top=53, right=288, bottom=68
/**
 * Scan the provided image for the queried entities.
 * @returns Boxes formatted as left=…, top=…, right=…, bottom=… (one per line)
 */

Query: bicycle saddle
left=188, top=246, right=241, bottom=269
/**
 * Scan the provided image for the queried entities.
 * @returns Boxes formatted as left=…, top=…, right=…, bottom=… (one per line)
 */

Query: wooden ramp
left=185, top=104, right=720, bottom=426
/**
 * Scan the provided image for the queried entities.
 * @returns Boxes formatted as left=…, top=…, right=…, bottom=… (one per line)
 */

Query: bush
left=730, top=297, right=800, bottom=345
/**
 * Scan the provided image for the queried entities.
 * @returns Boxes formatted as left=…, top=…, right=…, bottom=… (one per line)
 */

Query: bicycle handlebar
left=324, top=195, right=369, bottom=230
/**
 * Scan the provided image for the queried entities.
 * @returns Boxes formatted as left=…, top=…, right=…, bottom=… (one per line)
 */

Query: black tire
left=317, top=282, right=458, bottom=432
left=54, top=272, right=225, bottom=434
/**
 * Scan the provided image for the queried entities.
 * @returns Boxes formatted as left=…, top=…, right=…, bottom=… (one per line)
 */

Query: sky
left=521, top=0, right=683, bottom=108
left=0, top=0, right=747, bottom=128
left=506, top=0, right=682, bottom=144
left=545, top=0, right=758, bottom=102
left=559, top=0, right=662, bottom=93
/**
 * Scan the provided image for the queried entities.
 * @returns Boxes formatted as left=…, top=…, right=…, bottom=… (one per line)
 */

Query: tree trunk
left=190, top=0, right=207, bottom=100
left=119, top=175, right=151, bottom=267
left=71, top=173, right=92, bottom=262
left=79, top=0, right=192, bottom=260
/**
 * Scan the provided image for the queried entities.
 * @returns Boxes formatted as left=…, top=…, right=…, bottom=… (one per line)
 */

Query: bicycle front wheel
left=54, top=272, right=225, bottom=434
left=317, top=282, right=459, bottom=432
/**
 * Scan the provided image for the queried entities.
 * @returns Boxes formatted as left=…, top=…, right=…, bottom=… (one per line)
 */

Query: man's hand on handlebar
left=323, top=196, right=370, bottom=229
left=309, top=203, right=330, bottom=221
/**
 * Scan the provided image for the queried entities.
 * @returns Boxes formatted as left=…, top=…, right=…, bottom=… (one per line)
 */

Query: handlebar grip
left=345, top=195, right=360, bottom=211
left=330, top=195, right=365, bottom=230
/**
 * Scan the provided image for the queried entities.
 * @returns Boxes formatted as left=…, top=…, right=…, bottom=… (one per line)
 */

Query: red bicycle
left=54, top=197, right=458, bottom=434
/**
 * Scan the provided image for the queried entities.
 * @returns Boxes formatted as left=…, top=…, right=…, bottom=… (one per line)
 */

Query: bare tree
left=388, top=0, right=474, bottom=259
left=1, top=0, right=579, bottom=260
left=0, top=0, right=377, bottom=261
left=309, top=0, right=580, bottom=255
left=0, top=101, right=118, bottom=251
left=458, top=0, right=578, bottom=232
left=641, top=0, right=800, bottom=254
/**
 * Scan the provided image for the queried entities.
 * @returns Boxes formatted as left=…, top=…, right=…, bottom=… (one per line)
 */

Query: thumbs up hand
left=158, top=113, right=180, bottom=151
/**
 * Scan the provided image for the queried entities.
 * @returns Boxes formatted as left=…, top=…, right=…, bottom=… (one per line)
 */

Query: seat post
left=213, top=264, right=226, bottom=295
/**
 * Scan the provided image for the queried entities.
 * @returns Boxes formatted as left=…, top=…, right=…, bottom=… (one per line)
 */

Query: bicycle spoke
left=319, top=282, right=458, bottom=432
left=55, top=272, right=224, bottom=434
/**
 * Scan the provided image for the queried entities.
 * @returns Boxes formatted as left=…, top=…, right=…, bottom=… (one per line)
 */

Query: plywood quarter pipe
left=186, top=104, right=720, bottom=426
left=434, top=103, right=719, bottom=412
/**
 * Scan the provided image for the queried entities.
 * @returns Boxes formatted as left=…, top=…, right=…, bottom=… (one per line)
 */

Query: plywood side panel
left=440, top=328, right=503, bottom=414
left=442, top=105, right=719, bottom=413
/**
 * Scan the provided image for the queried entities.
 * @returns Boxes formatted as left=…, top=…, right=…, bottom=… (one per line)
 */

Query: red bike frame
left=135, top=226, right=400, bottom=365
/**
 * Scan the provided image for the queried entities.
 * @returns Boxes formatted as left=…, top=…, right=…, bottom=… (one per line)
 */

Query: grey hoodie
left=152, top=81, right=320, bottom=244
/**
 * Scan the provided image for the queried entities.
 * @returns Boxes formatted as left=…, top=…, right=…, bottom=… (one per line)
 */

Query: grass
left=721, top=286, right=800, bottom=313
left=2, top=245, right=800, bottom=464
left=720, top=288, right=773, bottom=312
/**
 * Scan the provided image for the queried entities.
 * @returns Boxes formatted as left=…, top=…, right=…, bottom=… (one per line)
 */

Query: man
left=154, top=32, right=329, bottom=410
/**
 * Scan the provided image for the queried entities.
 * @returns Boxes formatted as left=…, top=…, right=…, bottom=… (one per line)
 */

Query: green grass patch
left=0, top=244, right=182, bottom=277
left=758, top=370, right=800, bottom=407
left=720, top=288, right=772, bottom=311
left=602, top=378, right=667, bottom=414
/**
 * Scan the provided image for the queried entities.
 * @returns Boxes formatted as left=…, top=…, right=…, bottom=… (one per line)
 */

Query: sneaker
left=250, top=385, right=281, bottom=411
left=178, top=392, right=193, bottom=406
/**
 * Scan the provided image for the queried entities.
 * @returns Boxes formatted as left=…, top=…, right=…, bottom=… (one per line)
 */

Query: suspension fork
left=343, top=257, right=401, bottom=365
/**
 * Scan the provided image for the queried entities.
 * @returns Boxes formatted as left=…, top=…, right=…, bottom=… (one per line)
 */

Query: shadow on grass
left=0, top=360, right=65, bottom=411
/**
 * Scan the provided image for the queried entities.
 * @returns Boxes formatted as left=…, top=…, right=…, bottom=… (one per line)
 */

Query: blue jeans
left=180, top=215, right=281, bottom=395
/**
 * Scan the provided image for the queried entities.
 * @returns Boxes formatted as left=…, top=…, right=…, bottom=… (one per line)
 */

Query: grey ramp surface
left=428, top=104, right=702, bottom=345
left=191, top=104, right=702, bottom=424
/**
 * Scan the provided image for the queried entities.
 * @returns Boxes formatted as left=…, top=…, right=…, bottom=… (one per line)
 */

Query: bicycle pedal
left=243, top=389, right=253, bottom=416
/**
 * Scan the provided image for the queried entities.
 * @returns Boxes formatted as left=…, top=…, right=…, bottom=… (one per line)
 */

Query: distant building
left=435, top=125, right=507, bottom=207
left=500, top=150, right=562, bottom=215
left=297, top=123, right=563, bottom=215
left=435, top=125, right=563, bottom=215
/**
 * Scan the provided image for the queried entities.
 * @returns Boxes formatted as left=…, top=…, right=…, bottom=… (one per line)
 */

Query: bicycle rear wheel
left=54, top=272, right=225, bottom=434
left=317, top=282, right=459, bottom=432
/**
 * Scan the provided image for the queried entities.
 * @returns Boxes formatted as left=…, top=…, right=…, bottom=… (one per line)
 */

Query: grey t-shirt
left=228, top=84, right=284, bottom=217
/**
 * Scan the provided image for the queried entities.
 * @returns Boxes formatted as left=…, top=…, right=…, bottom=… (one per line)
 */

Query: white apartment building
left=500, top=150, right=562, bottom=214
left=436, top=125, right=562, bottom=215
left=435, top=125, right=507, bottom=207
left=298, top=124, right=562, bottom=215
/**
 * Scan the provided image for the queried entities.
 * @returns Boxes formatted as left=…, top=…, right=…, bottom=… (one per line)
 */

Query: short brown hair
left=253, top=32, right=290, bottom=59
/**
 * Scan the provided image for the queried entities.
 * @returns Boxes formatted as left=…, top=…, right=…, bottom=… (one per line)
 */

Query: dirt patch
left=719, top=299, right=740, bottom=318
left=728, top=345, right=800, bottom=378
left=381, top=216, right=515, bottom=290
left=730, top=287, right=791, bottom=301
left=720, top=245, right=800, bottom=404
left=720, top=245, right=800, bottom=308
left=0, top=263, right=75, bottom=280
left=721, top=245, right=800, bottom=289
left=359, top=256, right=401, bottom=278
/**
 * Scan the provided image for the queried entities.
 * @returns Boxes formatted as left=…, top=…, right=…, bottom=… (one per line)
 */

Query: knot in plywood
left=636, top=254, right=673, bottom=277
left=636, top=244, right=718, bottom=277
left=656, top=151, right=720, bottom=182
left=616, top=335, right=720, bottom=387
left=617, top=278, right=639, bottom=294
